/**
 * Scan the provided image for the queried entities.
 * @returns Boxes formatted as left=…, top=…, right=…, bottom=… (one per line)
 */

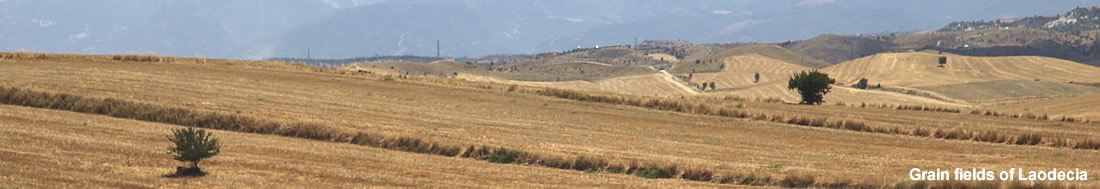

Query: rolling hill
left=784, top=34, right=895, bottom=65
left=670, top=44, right=830, bottom=75
left=349, top=60, right=657, bottom=82
left=821, top=52, right=1100, bottom=87
left=686, top=54, right=812, bottom=90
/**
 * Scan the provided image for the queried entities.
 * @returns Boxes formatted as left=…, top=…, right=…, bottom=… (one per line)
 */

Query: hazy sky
left=1, top=0, right=1098, bottom=58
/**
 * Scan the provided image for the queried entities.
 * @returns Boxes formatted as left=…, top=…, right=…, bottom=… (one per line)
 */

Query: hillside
left=894, top=27, right=1100, bottom=67
left=349, top=60, right=657, bottom=82
left=6, top=54, right=1100, bottom=187
left=939, top=7, right=1100, bottom=35
left=821, top=52, right=1100, bottom=87
left=671, top=44, right=829, bottom=75
left=498, top=73, right=698, bottom=97
left=685, top=54, right=812, bottom=90
left=784, top=34, right=895, bottom=65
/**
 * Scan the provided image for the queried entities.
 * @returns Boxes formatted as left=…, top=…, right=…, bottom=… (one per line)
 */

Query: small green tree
left=856, top=78, right=869, bottom=89
left=938, top=56, right=947, bottom=67
left=167, top=127, right=220, bottom=169
left=787, top=70, right=836, bottom=105
left=754, top=72, right=760, bottom=83
left=709, top=82, right=716, bottom=90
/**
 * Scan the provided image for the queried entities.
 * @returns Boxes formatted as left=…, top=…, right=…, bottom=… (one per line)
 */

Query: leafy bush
left=779, top=173, right=816, bottom=188
left=635, top=165, right=676, bottom=179
left=487, top=150, right=523, bottom=164
left=787, top=70, right=835, bottom=105
left=167, top=127, right=220, bottom=172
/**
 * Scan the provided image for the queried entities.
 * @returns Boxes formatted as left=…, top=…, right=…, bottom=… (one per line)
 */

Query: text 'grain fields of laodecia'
left=910, top=168, right=1088, bottom=181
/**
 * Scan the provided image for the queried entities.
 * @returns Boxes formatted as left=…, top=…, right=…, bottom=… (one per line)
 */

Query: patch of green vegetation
left=1048, top=123, right=1064, bottom=127
left=542, top=103, right=549, bottom=106
left=256, top=98, right=264, bottom=102
left=634, top=165, right=676, bottom=179
left=487, top=150, right=523, bottom=164
left=1056, top=152, right=1066, bottom=156
left=382, top=76, right=394, bottom=81
left=636, top=168, right=664, bottom=179
left=583, top=168, right=598, bottom=174
left=766, top=164, right=783, bottom=169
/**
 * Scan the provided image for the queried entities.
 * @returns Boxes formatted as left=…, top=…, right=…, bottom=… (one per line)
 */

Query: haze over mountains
left=2, top=0, right=1098, bottom=59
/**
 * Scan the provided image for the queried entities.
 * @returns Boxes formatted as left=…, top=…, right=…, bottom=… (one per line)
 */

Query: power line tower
left=436, top=39, right=441, bottom=58
left=633, top=36, right=638, bottom=58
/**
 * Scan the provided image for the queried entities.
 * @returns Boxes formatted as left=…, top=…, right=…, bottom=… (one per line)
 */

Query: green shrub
left=779, top=173, right=815, bottom=188
left=487, top=150, right=523, bottom=164
left=167, top=127, right=221, bottom=170
left=635, top=165, right=676, bottom=179
left=787, top=70, right=835, bottom=105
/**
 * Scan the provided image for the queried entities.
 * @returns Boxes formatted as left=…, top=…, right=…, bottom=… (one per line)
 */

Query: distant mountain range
left=1, top=0, right=1098, bottom=59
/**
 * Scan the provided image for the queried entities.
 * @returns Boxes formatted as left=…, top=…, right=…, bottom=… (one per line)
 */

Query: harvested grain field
left=688, top=54, right=811, bottom=90
left=982, top=93, right=1100, bottom=120
left=2, top=53, right=1100, bottom=186
left=646, top=53, right=679, bottom=62
left=0, top=105, right=714, bottom=188
left=917, top=80, right=1100, bottom=103
left=508, top=73, right=698, bottom=97
left=718, top=81, right=968, bottom=107
left=822, top=52, right=1100, bottom=87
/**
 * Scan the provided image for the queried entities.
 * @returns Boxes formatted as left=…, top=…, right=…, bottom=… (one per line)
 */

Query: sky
left=0, top=0, right=1098, bottom=59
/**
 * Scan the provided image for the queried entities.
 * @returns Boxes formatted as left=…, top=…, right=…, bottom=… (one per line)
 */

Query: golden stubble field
left=1, top=54, right=1098, bottom=187
left=0, top=105, right=711, bottom=188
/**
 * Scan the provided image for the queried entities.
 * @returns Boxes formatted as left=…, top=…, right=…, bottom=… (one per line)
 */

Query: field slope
left=822, top=52, right=1100, bottom=87
left=0, top=105, right=709, bottom=188
left=687, top=54, right=812, bottom=90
